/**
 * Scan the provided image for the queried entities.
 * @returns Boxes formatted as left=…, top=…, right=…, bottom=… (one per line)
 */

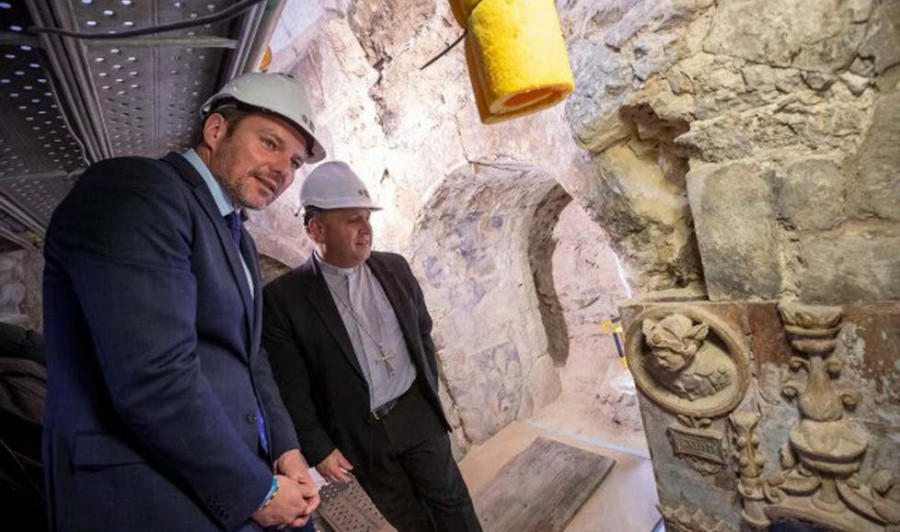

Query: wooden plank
left=474, top=437, right=616, bottom=532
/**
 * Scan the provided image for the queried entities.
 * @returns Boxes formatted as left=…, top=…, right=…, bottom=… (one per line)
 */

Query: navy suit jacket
left=42, top=152, right=298, bottom=531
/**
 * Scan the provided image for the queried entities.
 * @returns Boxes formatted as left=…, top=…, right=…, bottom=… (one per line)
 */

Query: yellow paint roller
left=449, top=0, right=480, bottom=27
left=455, top=0, right=574, bottom=124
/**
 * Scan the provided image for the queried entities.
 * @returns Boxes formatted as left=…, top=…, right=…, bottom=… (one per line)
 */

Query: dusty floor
left=459, top=398, right=661, bottom=532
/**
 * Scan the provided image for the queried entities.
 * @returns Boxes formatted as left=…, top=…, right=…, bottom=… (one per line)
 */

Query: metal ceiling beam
left=221, top=0, right=266, bottom=82
left=0, top=169, right=83, bottom=181
left=85, top=36, right=239, bottom=49
left=1, top=33, right=237, bottom=49
left=25, top=0, right=110, bottom=162
left=1, top=0, right=282, bottom=248
left=244, top=0, right=286, bottom=74
left=0, top=222, right=38, bottom=250
left=24, top=0, right=267, bottom=166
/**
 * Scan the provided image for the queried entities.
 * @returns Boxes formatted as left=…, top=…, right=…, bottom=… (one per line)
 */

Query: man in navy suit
left=42, top=73, right=324, bottom=531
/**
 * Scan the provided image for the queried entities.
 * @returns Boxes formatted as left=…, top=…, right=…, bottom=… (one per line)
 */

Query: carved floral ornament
left=728, top=302, right=900, bottom=532
left=624, top=306, right=751, bottom=419
left=657, top=501, right=736, bottom=532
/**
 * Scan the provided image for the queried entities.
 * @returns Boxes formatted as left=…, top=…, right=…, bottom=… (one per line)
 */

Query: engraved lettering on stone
left=667, top=422, right=727, bottom=476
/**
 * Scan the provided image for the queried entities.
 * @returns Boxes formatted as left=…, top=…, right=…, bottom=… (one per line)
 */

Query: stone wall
left=552, top=200, right=642, bottom=430
left=564, top=0, right=900, bottom=529
left=258, top=0, right=645, bottom=449
left=408, top=164, right=565, bottom=449
left=0, top=248, right=43, bottom=331
left=257, top=0, right=617, bottom=269
left=565, top=0, right=900, bottom=303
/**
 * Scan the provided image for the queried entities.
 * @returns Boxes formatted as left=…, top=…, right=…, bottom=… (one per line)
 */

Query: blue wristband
left=258, top=476, right=278, bottom=509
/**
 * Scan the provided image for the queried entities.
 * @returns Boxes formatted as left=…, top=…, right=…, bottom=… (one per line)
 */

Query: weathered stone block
left=589, top=142, right=702, bottom=291
left=858, top=0, right=900, bottom=75
left=347, top=0, right=435, bottom=65
left=686, top=162, right=782, bottom=300
left=798, top=229, right=900, bottom=303
left=704, top=0, right=866, bottom=72
left=774, top=158, right=845, bottom=231
left=678, top=97, right=871, bottom=163
left=446, top=341, right=523, bottom=443
left=847, top=77, right=900, bottom=222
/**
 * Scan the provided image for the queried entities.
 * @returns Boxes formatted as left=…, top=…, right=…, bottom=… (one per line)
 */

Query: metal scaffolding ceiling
left=0, top=0, right=283, bottom=251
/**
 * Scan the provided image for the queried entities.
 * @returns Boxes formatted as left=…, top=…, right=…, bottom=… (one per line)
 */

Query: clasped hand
left=252, top=449, right=321, bottom=529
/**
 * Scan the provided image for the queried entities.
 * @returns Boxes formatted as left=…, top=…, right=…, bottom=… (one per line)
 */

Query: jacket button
left=247, top=412, right=257, bottom=423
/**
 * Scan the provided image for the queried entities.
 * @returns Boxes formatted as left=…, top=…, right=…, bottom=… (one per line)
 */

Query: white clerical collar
left=314, top=250, right=362, bottom=277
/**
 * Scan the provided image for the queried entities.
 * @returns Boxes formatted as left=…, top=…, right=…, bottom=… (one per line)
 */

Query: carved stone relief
left=625, top=306, right=751, bottom=419
left=643, top=314, right=735, bottom=400
left=729, top=303, right=900, bottom=532
left=667, top=415, right=728, bottom=475
left=657, top=501, right=736, bottom=532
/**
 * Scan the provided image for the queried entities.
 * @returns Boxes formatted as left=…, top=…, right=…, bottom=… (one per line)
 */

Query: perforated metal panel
left=1, top=173, right=80, bottom=225
left=317, top=481, right=391, bottom=532
left=71, top=0, right=232, bottom=157
left=0, top=45, right=86, bottom=178
left=0, top=0, right=86, bottom=247
left=0, top=0, right=268, bottom=249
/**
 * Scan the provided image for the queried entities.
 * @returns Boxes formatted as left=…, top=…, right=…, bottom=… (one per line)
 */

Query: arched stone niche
left=408, top=162, right=569, bottom=445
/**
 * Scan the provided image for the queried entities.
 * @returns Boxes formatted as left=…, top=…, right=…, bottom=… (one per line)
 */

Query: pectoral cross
left=377, top=347, right=395, bottom=377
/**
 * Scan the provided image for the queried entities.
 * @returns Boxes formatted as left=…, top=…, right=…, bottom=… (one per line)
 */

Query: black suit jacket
left=262, top=251, right=450, bottom=467
left=43, top=153, right=297, bottom=531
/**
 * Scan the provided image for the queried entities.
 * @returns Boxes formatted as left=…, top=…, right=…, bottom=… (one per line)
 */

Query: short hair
left=195, top=103, right=252, bottom=146
left=303, top=206, right=323, bottom=228
left=215, top=105, right=252, bottom=137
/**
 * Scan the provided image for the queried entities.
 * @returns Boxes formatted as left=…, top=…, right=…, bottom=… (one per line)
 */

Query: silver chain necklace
left=330, top=279, right=396, bottom=377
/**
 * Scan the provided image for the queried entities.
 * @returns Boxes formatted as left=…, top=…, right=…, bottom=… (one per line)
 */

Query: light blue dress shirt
left=182, top=149, right=255, bottom=296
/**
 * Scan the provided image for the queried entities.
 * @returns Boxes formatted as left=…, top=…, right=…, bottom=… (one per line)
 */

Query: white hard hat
left=299, top=161, right=381, bottom=211
left=201, top=72, right=326, bottom=163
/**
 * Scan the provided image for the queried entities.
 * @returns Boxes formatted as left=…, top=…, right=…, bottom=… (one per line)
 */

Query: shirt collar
left=314, top=250, right=362, bottom=278
left=182, top=148, right=235, bottom=217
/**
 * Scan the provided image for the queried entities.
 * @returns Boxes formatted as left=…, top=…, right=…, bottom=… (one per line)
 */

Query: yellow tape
left=600, top=319, right=623, bottom=334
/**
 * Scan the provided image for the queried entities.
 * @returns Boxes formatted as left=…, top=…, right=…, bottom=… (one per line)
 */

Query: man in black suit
left=263, top=161, right=481, bottom=532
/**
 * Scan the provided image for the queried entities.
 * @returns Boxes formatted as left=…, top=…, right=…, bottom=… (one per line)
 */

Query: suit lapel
left=299, top=258, right=368, bottom=385
left=366, top=254, right=422, bottom=364
left=163, top=153, right=255, bottom=356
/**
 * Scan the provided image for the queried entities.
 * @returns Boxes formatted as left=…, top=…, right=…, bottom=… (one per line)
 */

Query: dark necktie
left=224, top=211, right=242, bottom=248
left=224, top=211, right=269, bottom=455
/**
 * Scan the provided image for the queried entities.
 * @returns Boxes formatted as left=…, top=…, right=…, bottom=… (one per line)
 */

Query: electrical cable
left=27, top=0, right=264, bottom=40
left=419, top=31, right=466, bottom=71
